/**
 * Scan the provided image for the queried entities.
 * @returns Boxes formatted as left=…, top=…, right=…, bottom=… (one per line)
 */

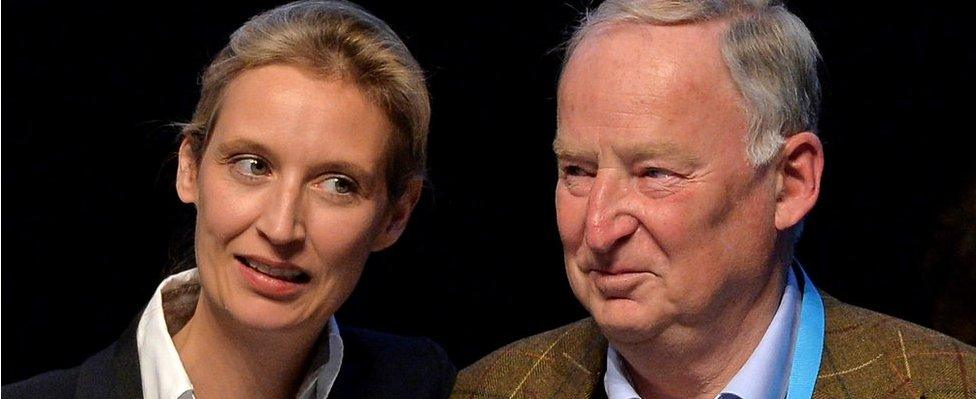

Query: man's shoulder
left=333, top=326, right=456, bottom=399
left=452, top=318, right=608, bottom=399
left=816, top=295, right=976, bottom=398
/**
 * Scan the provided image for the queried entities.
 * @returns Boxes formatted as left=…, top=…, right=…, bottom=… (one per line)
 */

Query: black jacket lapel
left=74, top=317, right=143, bottom=399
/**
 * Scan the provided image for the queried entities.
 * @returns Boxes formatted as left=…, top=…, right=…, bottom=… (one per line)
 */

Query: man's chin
left=590, top=298, right=667, bottom=345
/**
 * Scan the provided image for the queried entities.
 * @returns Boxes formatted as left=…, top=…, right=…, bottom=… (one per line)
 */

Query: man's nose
left=255, top=182, right=307, bottom=247
left=584, top=171, right=639, bottom=253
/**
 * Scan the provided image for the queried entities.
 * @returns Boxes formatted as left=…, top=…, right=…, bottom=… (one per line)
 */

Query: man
left=452, top=0, right=976, bottom=398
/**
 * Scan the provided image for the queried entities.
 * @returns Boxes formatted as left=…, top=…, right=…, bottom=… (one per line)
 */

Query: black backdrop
left=4, top=0, right=975, bottom=384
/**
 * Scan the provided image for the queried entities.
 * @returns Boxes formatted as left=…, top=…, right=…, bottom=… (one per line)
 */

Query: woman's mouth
left=235, top=255, right=311, bottom=284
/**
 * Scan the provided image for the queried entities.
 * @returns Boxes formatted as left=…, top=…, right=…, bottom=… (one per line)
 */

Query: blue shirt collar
left=721, top=265, right=801, bottom=399
left=604, top=266, right=802, bottom=399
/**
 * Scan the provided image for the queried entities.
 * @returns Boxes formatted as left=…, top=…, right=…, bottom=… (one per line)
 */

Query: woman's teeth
left=241, top=258, right=307, bottom=282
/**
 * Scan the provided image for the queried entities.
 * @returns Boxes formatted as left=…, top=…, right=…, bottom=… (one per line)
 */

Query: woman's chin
left=223, top=297, right=328, bottom=333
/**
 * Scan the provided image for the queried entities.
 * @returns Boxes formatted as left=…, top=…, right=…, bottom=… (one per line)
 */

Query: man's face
left=555, top=21, right=782, bottom=344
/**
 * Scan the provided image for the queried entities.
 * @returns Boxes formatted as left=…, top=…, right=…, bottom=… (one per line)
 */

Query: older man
left=452, top=1, right=976, bottom=398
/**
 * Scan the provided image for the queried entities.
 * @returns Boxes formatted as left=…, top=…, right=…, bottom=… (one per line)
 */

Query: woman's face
left=176, top=64, right=417, bottom=332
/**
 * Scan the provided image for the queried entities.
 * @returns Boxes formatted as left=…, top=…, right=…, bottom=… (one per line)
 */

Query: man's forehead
left=553, top=136, right=702, bottom=166
left=573, top=20, right=728, bottom=62
left=559, top=20, right=736, bottom=105
left=555, top=20, right=745, bottom=168
left=553, top=137, right=673, bottom=156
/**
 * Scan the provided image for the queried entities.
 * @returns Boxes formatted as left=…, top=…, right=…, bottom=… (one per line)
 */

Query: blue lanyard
left=785, top=265, right=825, bottom=399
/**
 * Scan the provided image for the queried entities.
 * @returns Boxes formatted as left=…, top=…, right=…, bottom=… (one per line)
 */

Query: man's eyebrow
left=553, top=138, right=702, bottom=168
left=552, top=139, right=593, bottom=160
left=628, top=144, right=702, bottom=167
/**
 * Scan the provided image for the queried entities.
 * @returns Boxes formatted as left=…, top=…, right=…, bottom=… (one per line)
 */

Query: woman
left=3, top=1, right=454, bottom=398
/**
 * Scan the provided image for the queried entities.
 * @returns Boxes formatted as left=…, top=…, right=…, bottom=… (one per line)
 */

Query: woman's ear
left=176, top=139, right=199, bottom=205
left=371, top=177, right=423, bottom=252
left=774, top=132, right=824, bottom=231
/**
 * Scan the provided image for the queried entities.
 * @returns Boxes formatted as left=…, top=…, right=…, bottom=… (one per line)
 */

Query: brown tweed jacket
left=452, top=295, right=976, bottom=398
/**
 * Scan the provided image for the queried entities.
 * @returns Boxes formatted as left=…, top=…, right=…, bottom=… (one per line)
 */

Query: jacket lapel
left=517, top=319, right=608, bottom=399
left=74, top=317, right=144, bottom=399
left=109, top=317, right=144, bottom=399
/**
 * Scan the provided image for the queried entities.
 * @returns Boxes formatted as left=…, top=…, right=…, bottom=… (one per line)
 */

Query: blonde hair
left=565, top=0, right=821, bottom=166
left=182, top=0, right=429, bottom=199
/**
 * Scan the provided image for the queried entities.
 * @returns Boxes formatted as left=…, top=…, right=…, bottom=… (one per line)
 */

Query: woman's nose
left=254, top=182, right=307, bottom=247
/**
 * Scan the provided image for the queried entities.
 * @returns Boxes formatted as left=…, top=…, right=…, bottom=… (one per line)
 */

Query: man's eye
left=232, top=158, right=271, bottom=177
left=562, top=165, right=590, bottom=176
left=321, top=176, right=356, bottom=195
left=643, top=167, right=676, bottom=179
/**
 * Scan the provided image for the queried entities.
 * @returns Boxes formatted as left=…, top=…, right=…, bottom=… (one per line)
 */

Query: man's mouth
left=235, top=255, right=311, bottom=284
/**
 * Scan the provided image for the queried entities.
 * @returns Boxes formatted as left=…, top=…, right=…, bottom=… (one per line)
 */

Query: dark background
left=4, top=0, right=975, bottom=383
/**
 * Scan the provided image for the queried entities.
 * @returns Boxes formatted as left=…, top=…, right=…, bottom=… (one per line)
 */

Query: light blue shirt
left=605, top=267, right=802, bottom=399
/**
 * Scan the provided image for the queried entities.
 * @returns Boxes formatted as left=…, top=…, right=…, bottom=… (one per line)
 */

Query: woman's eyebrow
left=214, top=138, right=272, bottom=158
left=312, top=160, right=375, bottom=182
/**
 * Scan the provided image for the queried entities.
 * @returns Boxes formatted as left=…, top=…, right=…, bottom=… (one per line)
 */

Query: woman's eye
left=232, top=158, right=271, bottom=177
left=321, top=176, right=356, bottom=195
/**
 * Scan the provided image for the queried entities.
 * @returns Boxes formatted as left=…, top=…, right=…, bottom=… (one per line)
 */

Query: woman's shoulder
left=340, top=326, right=448, bottom=357
left=2, top=322, right=142, bottom=399
left=2, top=367, right=81, bottom=399
left=1, top=340, right=122, bottom=399
left=333, top=326, right=457, bottom=399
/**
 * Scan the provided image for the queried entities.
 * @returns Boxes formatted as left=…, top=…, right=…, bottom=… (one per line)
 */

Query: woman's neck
left=172, top=294, right=321, bottom=399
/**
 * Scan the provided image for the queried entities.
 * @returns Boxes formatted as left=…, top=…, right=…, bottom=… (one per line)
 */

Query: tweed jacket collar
left=453, top=294, right=976, bottom=399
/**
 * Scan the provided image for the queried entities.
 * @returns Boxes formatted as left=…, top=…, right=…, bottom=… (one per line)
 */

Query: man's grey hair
left=564, top=0, right=822, bottom=166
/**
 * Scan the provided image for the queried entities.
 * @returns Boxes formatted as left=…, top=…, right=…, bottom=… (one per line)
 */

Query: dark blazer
left=452, top=294, right=976, bottom=399
left=4, top=320, right=456, bottom=399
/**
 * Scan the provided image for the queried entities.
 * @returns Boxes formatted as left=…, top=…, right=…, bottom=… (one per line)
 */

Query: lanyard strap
left=786, top=264, right=825, bottom=399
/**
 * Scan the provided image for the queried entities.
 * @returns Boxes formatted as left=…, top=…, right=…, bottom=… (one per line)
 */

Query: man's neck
left=613, top=266, right=788, bottom=399
left=172, top=294, right=323, bottom=399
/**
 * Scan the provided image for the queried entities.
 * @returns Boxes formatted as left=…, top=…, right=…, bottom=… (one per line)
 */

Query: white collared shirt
left=136, top=269, right=344, bottom=399
left=605, top=266, right=802, bottom=399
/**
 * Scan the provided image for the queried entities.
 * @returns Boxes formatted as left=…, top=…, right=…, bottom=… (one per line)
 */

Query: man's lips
left=586, top=268, right=656, bottom=298
left=584, top=265, right=658, bottom=276
left=235, top=255, right=311, bottom=284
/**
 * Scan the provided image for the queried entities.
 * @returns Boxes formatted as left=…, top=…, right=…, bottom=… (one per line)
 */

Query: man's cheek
left=555, top=204, right=586, bottom=248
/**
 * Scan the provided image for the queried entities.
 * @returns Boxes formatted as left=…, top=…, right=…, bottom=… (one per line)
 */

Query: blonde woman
left=4, top=1, right=454, bottom=398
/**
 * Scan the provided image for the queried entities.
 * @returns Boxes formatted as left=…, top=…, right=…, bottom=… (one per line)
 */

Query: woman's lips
left=236, top=256, right=309, bottom=300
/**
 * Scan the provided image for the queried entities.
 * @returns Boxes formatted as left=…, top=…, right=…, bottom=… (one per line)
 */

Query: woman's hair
left=181, top=0, right=429, bottom=200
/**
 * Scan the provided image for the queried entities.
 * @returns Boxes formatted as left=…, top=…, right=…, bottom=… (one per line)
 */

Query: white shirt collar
left=137, top=269, right=197, bottom=399
left=297, top=317, right=344, bottom=399
left=604, top=266, right=802, bottom=399
left=136, top=268, right=344, bottom=399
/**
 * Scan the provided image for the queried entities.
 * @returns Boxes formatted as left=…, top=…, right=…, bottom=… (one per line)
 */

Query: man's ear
left=371, top=177, right=423, bottom=252
left=176, top=139, right=199, bottom=205
left=774, top=132, right=824, bottom=231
